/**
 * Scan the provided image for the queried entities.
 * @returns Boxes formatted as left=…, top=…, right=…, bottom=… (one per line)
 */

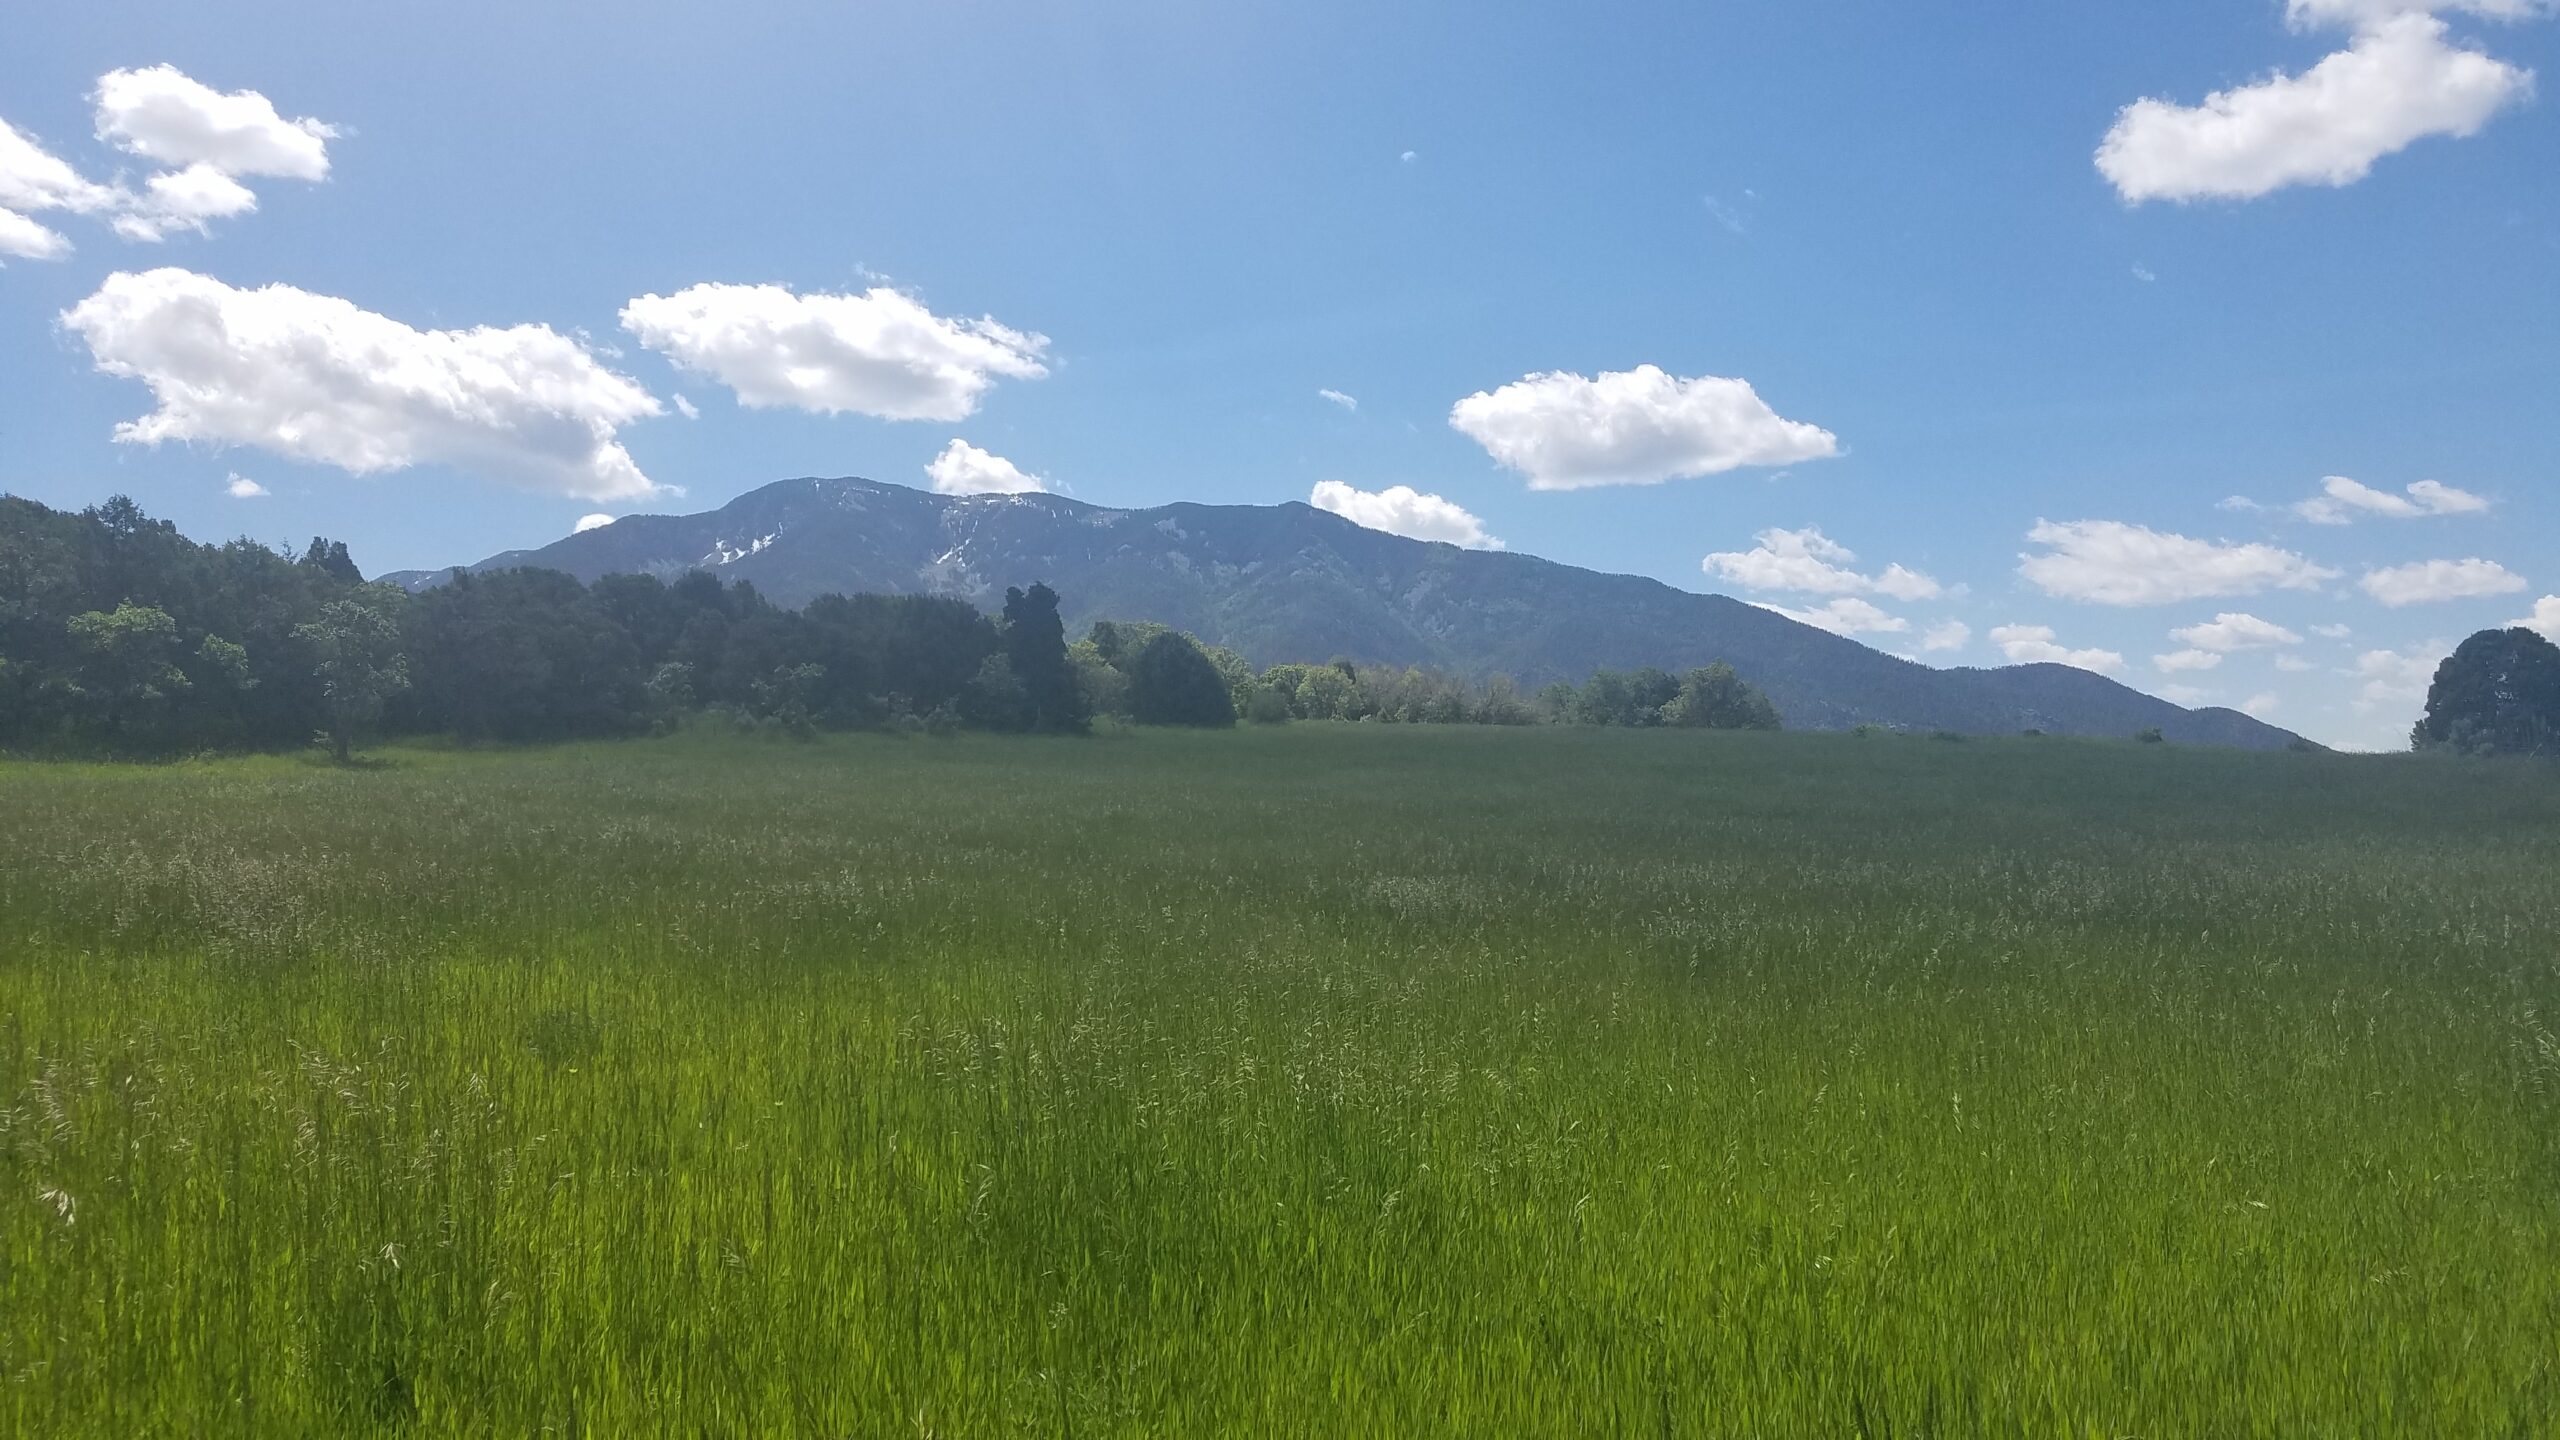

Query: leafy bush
left=1244, top=686, right=1294, bottom=725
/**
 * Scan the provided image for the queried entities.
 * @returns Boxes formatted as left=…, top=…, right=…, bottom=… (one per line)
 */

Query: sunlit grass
left=2, top=727, right=2556, bottom=1434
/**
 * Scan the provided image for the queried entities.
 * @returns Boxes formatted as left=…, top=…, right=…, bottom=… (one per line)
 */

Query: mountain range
left=382, top=477, right=2305, bottom=748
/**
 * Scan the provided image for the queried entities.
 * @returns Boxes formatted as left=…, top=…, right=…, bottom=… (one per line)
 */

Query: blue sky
left=4, top=0, right=2555, bottom=748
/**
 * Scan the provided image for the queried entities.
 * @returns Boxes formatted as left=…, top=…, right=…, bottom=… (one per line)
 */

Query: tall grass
left=2, top=727, right=2556, bottom=1434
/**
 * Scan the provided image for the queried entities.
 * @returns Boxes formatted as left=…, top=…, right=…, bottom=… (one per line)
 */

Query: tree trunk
left=332, top=724, right=351, bottom=765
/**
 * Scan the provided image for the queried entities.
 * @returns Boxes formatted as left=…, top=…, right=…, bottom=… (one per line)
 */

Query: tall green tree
left=1000, top=582, right=1088, bottom=733
left=63, top=602, right=192, bottom=741
left=2416, top=627, right=2560, bottom=757
left=1127, top=632, right=1237, bottom=727
left=295, top=585, right=410, bottom=762
left=298, top=537, right=363, bottom=585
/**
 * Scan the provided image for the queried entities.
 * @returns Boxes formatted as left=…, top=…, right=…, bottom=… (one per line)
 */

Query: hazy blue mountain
left=383, top=477, right=2307, bottom=748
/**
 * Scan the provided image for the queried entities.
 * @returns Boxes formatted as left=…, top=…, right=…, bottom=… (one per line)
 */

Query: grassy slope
left=1, top=727, right=2555, bottom=1435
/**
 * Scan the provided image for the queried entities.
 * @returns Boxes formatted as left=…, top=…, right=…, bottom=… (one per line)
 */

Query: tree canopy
left=1127, top=632, right=1237, bottom=727
left=2417, top=627, right=2560, bottom=757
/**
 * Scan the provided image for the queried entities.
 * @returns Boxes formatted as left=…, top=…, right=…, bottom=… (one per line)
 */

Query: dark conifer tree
left=1000, top=582, right=1088, bottom=733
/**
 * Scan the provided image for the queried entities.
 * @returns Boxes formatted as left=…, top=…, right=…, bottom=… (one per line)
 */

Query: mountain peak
left=384, top=478, right=2306, bottom=748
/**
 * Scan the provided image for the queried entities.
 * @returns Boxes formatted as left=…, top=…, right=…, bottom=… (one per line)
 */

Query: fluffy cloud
left=0, top=116, right=119, bottom=259
left=2172, top=612, right=2306, bottom=652
left=3, top=71, right=337, bottom=255
left=1764, top=597, right=1910, bottom=638
left=111, top=163, right=262, bottom=242
left=85, top=66, right=338, bottom=243
left=2359, top=556, right=2528, bottom=605
left=2348, top=645, right=2443, bottom=705
left=925, top=439, right=1048, bottom=496
left=2512, top=596, right=2560, bottom=640
left=574, top=513, right=615, bottom=533
left=2095, top=16, right=2532, bottom=204
left=1920, top=620, right=1972, bottom=653
left=1309, top=480, right=1501, bottom=549
left=1317, top=388, right=1358, bottom=412
left=63, top=268, right=666, bottom=501
left=620, top=282, right=1048, bottom=422
left=1990, top=624, right=2128, bottom=675
left=1448, top=364, right=1839, bottom=490
left=2286, top=0, right=2554, bottom=27
left=2020, top=519, right=2339, bottom=605
left=93, top=65, right=335, bottom=181
left=0, top=205, right=70, bottom=260
left=2156, top=649, right=2226, bottom=673
left=2242, top=691, right=2283, bottom=718
left=1703, top=526, right=1941, bottom=600
left=223, top=473, right=267, bottom=499
left=2295, top=474, right=2490, bottom=523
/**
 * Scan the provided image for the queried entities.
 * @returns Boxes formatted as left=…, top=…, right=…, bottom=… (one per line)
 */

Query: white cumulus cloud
left=93, top=65, right=335, bottom=180
left=1990, top=624, right=2128, bottom=675
left=2172, top=612, right=2306, bottom=652
left=111, top=163, right=261, bottom=241
left=2095, top=15, right=2532, bottom=204
left=62, top=268, right=666, bottom=502
left=574, top=513, right=615, bottom=533
left=621, top=282, right=1048, bottom=422
left=2509, top=596, right=2560, bottom=639
left=926, top=439, right=1048, bottom=496
left=2156, top=649, right=2227, bottom=673
left=2286, top=1, right=2553, bottom=28
left=0, top=205, right=71, bottom=260
left=2242, top=691, right=2283, bottom=718
left=2295, top=474, right=2491, bottom=523
left=1921, top=620, right=1972, bottom=653
left=0, top=116, right=120, bottom=259
left=1764, top=597, right=1910, bottom=638
left=1309, top=480, right=1501, bottom=549
left=2359, top=556, right=2528, bottom=605
left=1703, top=526, right=1941, bottom=600
left=2347, top=644, right=2444, bottom=705
left=223, top=472, right=267, bottom=498
left=1449, top=364, right=1839, bottom=490
left=87, top=66, right=337, bottom=243
left=2021, top=519, right=2340, bottom=606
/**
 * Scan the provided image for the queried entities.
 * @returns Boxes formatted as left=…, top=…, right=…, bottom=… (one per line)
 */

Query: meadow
left=1, top=725, right=2556, bottom=1436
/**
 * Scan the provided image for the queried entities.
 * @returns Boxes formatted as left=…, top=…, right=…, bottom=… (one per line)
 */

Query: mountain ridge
left=383, top=476, right=2307, bottom=749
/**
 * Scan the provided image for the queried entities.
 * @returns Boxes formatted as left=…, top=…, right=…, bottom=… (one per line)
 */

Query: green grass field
left=3, top=727, right=2556, bottom=1435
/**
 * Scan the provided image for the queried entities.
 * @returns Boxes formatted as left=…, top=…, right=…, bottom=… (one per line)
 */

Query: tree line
left=2, top=495, right=1785, bottom=758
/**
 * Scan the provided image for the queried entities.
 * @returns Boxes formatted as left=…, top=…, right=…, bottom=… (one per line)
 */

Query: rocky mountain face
left=383, top=476, right=2307, bottom=748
